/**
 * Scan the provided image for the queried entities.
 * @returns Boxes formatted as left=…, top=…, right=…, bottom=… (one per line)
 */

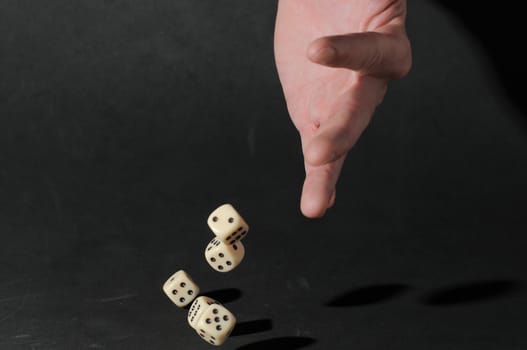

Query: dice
left=162, top=270, right=200, bottom=307
left=205, top=237, right=245, bottom=273
left=188, top=296, right=219, bottom=329
left=207, top=204, right=249, bottom=244
left=161, top=204, right=248, bottom=344
left=193, top=299, right=236, bottom=346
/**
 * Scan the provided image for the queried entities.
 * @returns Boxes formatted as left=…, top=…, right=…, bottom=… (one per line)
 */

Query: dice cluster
left=205, top=203, right=249, bottom=272
left=162, top=203, right=249, bottom=346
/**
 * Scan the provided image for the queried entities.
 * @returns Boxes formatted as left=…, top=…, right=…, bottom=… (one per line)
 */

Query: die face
left=195, top=304, right=236, bottom=346
left=207, top=204, right=249, bottom=243
left=205, top=239, right=245, bottom=273
left=206, top=237, right=222, bottom=250
left=162, top=270, right=199, bottom=307
left=188, top=296, right=219, bottom=329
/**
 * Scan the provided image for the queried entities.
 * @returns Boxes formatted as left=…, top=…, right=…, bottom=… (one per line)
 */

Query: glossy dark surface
left=1, top=1, right=526, bottom=349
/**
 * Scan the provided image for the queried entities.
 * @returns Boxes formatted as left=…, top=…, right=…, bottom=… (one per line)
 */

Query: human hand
left=274, top=0, right=412, bottom=218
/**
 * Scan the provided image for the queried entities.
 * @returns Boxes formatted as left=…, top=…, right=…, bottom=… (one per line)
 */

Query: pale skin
left=274, top=0, right=412, bottom=218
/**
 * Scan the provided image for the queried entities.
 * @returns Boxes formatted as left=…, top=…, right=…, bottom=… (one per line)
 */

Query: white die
left=195, top=302, right=236, bottom=346
left=205, top=238, right=245, bottom=273
left=162, top=270, right=199, bottom=307
left=188, top=296, right=219, bottom=329
left=207, top=204, right=249, bottom=244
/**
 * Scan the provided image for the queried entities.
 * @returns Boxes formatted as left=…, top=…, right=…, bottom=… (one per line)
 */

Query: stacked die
left=162, top=203, right=248, bottom=346
left=205, top=204, right=249, bottom=272
left=188, top=296, right=236, bottom=346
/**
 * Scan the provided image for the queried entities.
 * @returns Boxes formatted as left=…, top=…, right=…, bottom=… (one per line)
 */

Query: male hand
left=274, top=0, right=412, bottom=218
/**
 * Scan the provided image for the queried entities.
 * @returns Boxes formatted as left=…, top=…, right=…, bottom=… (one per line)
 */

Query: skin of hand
left=274, top=0, right=412, bottom=218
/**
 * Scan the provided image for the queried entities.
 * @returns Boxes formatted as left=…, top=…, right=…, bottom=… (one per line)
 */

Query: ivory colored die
left=188, top=296, right=219, bottom=329
left=162, top=270, right=199, bottom=307
left=195, top=302, right=236, bottom=346
left=207, top=204, right=249, bottom=244
left=205, top=237, right=245, bottom=273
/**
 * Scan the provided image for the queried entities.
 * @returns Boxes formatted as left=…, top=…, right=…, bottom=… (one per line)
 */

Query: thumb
left=307, top=32, right=411, bottom=79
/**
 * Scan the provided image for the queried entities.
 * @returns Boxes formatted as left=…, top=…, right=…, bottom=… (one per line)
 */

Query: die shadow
left=235, top=337, right=317, bottom=350
left=324, top=280, right=522, bottom=308
left=231, top=319, right=273, bottom=337
left=325, top=283, right=410, bottom=307
left=431, top=1, right=527, bottom=127
left=202, top=288, right=243, bottom=304
left=420, top=280, right=523, bottom=306
left=183, top=288, right=242, bottom=311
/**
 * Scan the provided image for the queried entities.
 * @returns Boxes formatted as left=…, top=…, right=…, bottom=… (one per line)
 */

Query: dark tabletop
left=1, top=1, right=526, bottom=349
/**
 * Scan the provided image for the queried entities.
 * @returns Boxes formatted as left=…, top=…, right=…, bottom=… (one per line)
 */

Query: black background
left=1, top=1, right=526, bottom=349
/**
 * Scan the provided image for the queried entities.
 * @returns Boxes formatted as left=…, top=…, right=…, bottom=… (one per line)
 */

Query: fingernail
left=310, top=45, right=337, bottom=63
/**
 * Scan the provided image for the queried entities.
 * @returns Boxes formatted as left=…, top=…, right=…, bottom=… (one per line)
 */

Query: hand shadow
left=236, top=337, right=317, bottom=350
left=432, top=1, right=527, bottom=126
left=420, top=280, right=522, bottom=306
left=325, top=283, right=409, bottom=307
